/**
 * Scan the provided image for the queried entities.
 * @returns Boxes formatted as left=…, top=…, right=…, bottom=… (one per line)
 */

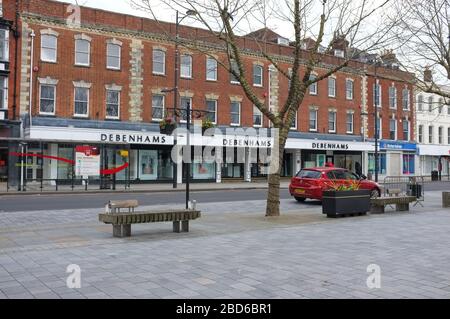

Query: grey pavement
left=0, top=190, right=450, bottom=299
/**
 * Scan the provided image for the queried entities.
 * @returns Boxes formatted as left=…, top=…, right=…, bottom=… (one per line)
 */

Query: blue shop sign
left=379, top=141, right=417, bottom=151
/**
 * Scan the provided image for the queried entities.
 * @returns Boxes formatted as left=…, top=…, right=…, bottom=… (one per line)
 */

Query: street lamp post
left=170, top=10, right=197, bottom=189
left=374, top=61, right=379, bottom=183
left=186, top=101, right=191, bottom=209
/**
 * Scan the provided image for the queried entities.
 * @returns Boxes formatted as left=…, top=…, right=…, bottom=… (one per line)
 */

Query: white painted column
left=177, top=145, right=183, bottom=184
left=245, top=148, right=252, bottom=182
left=215, top=147, right=222, bottom=183
left=294, top=149, right=301, bottom=176
left=49, top=143, right=58, bottom=185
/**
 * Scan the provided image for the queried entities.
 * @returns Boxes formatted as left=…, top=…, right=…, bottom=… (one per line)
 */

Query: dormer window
left=277, top=37, right=289, bottom=46
left=334, top=49, right=345, bottom=58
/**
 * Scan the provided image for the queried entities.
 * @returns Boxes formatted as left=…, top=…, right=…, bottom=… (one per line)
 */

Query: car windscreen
left=296, top=170, right=322, bottom=179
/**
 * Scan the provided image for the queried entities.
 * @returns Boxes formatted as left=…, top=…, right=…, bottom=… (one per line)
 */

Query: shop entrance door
left=25, top=151, right=43, bottom=183
left=0, top=148, right=7, bottom=182
left=390, top=153, right=401, bottom=176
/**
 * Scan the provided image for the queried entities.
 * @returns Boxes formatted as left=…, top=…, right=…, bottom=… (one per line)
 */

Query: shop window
left=403, top=154, right=415, bottom=174
left=368, top=153, right=386, bottom=175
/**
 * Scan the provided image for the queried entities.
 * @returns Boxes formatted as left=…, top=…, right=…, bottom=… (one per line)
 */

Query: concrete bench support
left=443, top=192, right=450, bottom=208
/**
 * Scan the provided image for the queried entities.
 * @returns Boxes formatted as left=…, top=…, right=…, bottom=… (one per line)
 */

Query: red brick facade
left=3, top=0, right=415, bottom=141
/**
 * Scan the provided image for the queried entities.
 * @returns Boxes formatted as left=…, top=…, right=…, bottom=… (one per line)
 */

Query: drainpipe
left=28, top=29, right=35, bottom=127
left=12, top=0, right=20, bottom=120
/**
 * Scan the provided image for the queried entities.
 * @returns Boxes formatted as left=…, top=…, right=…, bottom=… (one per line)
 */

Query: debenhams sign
left=311, top=142, right=350, bottom=150
left=100, top=133, right=171, bottom=145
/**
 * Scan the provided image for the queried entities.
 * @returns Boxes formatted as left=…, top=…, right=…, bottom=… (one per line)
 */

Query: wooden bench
left=370, top=196, right=416, bottom=214
left=106, top=200, right=139, bottom=213
left=99, top=209, right=201, bottom=237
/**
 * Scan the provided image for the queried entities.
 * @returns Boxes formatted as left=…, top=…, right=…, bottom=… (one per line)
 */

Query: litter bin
left=409, top=184, right=422, bottom=198
left=431, top=170, right=439, bottom=181
left=100, top=175, right=112, bottom=189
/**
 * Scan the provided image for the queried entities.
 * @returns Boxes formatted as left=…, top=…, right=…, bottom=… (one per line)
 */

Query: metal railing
left=7, top=177, right=131, bottom=192
left=381, top=176, right=425, bottom=206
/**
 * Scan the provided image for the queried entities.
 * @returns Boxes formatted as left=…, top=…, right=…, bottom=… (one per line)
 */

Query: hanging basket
left=160, top=123, right=176, bottom=135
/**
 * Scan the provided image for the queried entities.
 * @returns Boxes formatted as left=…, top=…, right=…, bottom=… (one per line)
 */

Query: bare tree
left=130, top=0, right=395, bottom=216
left=392, top=0, right=450, bottom=100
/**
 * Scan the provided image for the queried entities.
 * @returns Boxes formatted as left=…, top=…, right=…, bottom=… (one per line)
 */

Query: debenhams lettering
left=312, top=142, right=349, bottom=150
left=223, top=138, right=272, bottom=147
left=101, top=133, right=167, bottom=144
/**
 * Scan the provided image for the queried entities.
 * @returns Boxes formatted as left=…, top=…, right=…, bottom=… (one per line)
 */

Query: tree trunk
left=265, top=128, right=288, bottom=217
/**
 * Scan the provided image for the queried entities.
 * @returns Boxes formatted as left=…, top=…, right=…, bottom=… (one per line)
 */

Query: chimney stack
left=424, top=68, right=433, bottom=83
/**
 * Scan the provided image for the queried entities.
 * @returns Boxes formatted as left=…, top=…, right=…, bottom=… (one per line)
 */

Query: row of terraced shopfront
left=0, top=0, right=447, bottom=191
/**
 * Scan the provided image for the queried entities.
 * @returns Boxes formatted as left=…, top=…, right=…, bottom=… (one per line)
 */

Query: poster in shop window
left=75, top=145, right=100, bottom=177
left=140, top=150, right=158, bottom=180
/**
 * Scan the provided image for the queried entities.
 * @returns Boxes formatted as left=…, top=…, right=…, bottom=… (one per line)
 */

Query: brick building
left=0, top=0, right=415, bottom=190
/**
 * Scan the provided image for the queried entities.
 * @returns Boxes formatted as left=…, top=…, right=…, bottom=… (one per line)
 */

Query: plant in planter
left=322, top=179, right=371, bottom=218
left=159, top=117, right=176, bottom=135
left=202, top=118, right=215, bottom=135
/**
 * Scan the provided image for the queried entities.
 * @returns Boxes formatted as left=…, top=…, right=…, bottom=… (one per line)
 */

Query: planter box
left=443, top=192, right=450, bottom=208
left=160, top=124, right=176, bottom=135
left=322, top=189, right=371, bottom=217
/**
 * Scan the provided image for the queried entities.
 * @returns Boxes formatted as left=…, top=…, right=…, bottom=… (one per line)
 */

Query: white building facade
left=416, top=87, right=450, bottom=179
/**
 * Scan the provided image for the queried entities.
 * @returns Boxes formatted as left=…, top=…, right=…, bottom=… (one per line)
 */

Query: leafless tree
left=392, top=0, right=450, bottom=100
left=130, top=0, right=396, bottom=216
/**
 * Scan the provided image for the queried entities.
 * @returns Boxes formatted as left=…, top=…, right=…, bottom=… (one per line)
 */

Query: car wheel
left=370, top=189, right=380, bottom=198
left=295, top=196, right=306, bottom=202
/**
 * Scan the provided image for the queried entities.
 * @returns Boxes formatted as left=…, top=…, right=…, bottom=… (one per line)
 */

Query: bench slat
left=99, top=210, right=201, bottom=225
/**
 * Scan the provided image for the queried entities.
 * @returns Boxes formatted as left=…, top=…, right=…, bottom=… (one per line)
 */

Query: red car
left=289, top=167, right=381, bottom=202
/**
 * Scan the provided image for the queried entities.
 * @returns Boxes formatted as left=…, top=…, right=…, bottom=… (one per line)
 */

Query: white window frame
left=389, top=119, right=397, bottom=140
left=106, top=41, right=122, bottom=70
left=253, top=105, right=263, bottom=127
left=328, top=111, right=336, bottom=133
left=328, top=77, right=336, bottom=98
left=389, top=86, right=397, bottom=109
left=105, top=89, right=120, bottom=120
left=0, top=28, right=9, bottom=62
left=309, top=109, right=318, bottom=132
left=290, top=111, right=298, bottom=130
left=0, top=76, right=7, bottom=110
left=253, top=64, right=263, bottom=87
left=230, top=101, right=241, bottom=126
left=152, top=49, right=166, bottom=75
left=428, top=126, right=434, bottom=144
left=309, top=74, right=317, bottom=95
left=152, top=94, right=165, bottom=121
left=346, top=112, right=354, bottom=134
left=180, top=54, right=192, bottom=79
left=206, top=57, right=217, bottom=81
left=418, top=125, right=423, bottom=143
left=73, top=87, right=89, bottom=118
left=403, top=120, right=410, bottom=141
left=41, top=34, right=58, bottom=63
left=74, top=38, right=90, bottom=66
left=418, top=94, right=423, bottom=112
left=206, top=99, right=217, bottom=124
left=230, top=60, right=240, bottom=84
left=402, top=88, right=410, bottom=110
left=345, top=79, right=354, bottom=100
left=374, top=82, right=381, bottom=108
left=39, top=84, right=56, bottom=115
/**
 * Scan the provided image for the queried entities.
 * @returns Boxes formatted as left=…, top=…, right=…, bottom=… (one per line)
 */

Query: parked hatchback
left=289, top=167, right=381, bottom=202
